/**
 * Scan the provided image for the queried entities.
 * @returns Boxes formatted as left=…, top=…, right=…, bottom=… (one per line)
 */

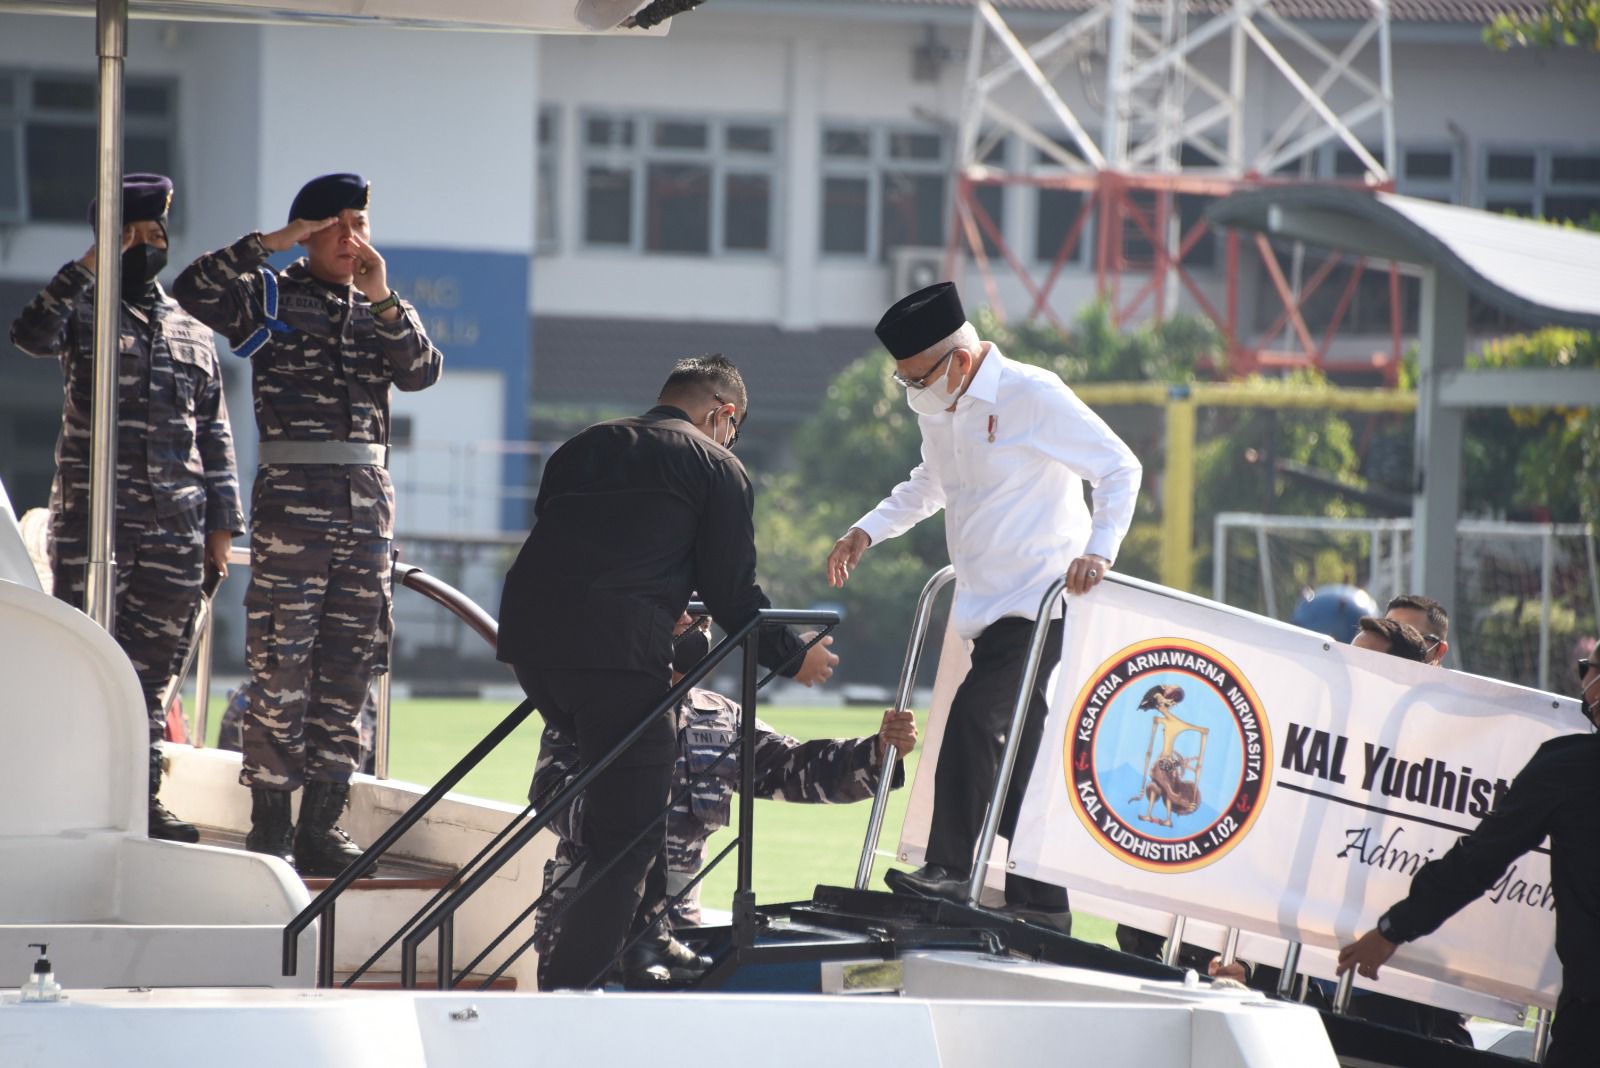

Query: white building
left=2, top=0, right=1597, bottom=539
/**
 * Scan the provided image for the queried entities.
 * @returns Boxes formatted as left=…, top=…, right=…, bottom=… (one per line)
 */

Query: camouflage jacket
left=172, top=234, right=442, bottom=538
left=9, top=262, right=243, bottom=536
left=533, top=688, right=902, bottom=927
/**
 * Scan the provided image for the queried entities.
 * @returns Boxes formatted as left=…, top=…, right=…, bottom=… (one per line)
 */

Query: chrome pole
left=1162, top=915, right=1187, bottom=968
left=192, top=604, right=216, bottom=748
left=85, top=0, right=128, bottom=630
left=1332, top=963, right=1355, bottom=1013
left=1531, top=1005, right=1551, bottom=1063
left=1218, top=926, right=1240, bottom=969
left=1276, top=940, right=1301, bottom=999
left=965, top=576, right=1068, bottom=906
left=374, top=551, right=399, bottom=779
left=854, top=565, right=955, bottom=889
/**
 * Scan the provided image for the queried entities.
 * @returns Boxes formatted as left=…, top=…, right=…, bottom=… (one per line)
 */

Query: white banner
left=983, top=578, right=1584, bottom=1009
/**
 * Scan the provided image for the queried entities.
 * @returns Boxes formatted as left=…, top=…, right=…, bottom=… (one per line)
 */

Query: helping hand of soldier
left=261, top=217, right=339, bottom=253
left=1207, top=958, right=1248, bottom=983
left=205, top=531, right=233, bottom=578
left=1065, top=553, right=1110, bottom=596
left=875, top=708, right=918, bottom=762
left=826, top=527, right=871, bottom=589
left=1336, top=929, right=1397, bottom=980
left=791, top=631, right=838, bottom=687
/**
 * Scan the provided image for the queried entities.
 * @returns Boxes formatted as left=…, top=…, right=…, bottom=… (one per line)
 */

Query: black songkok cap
left=874, top=281, right=966, bottom=361
left=87, top=172, right=173, bottom=229
left=288, top=173, right=370, bottom=223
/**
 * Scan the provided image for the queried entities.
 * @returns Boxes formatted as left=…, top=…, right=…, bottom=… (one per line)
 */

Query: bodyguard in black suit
left=498, top=353, right=838, bottom=989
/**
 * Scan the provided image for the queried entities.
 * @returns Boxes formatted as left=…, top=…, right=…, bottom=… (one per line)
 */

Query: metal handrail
left=395, top=607, right=839, bottom=989
left=854, top=565, right=955, bottom=889
left=966, top=576, right=1068, bottom=906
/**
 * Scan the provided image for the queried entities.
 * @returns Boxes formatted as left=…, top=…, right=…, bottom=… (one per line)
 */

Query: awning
left=1208, top=186, right=1600, bottom=331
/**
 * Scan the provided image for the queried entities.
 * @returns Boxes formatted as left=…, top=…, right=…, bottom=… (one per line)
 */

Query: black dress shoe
left=620, top=934, right=712, bottom=989
left=994, top=902, right=1073, bottom=935
left=883, top=863, right=970, bottom=903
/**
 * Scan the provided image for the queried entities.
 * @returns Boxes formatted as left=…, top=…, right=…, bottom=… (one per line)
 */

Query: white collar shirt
left=853, top=346, right=1142, bottom=640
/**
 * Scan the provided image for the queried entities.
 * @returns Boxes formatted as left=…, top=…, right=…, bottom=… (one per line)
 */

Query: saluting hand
left=792, top=630, right=838, bottom=687
left=261, top=217, right=339, bottom=253
left=1336, top=929, right=1397, bottom=980
left=875, top=708, right=918, bottom=762
left=348, top=233, right=393, bottom=310
left=826, top=527, right=871, bottom=589
left=78, top=226, right=140, bottom=273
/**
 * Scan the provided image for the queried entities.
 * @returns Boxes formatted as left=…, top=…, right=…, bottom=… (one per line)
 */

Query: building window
left=1480, top=147, right=1600, bottom=224
left=1398, top=145, right=1459, bottom=203
left=0, top=69, right=178, bottom=225
left=579, top=112, right=779, bottom=256
left=536, top=106, right=559, bottom=252
left=1029, top=136, right=1091, bottom=267
left=820, top=123, right=948, bottom=261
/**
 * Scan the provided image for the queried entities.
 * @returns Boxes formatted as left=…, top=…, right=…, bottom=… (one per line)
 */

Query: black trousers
left=1547, top=990, right=1600, bottom=1068
left=515, top=664, right=676, bottom=989
left=927, top=616, right=1067, bottom=909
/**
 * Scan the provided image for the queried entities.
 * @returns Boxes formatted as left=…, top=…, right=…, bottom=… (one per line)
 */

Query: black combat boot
left=245, top=786, right=295, bottom=866
left=148, top=749, right=199, bottom=843
left=293, top=780, right=366, bottom=877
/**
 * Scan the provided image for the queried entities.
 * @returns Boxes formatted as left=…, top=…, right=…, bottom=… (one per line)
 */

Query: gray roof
left=1207, top=186, right=1600, bottom=330
left=823, top=0, right=1548, bottom=24
left=531, top=315, right=879, bottom=425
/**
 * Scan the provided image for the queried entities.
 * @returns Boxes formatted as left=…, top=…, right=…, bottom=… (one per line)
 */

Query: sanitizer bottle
left=21, top=944, right=62, bottom=1002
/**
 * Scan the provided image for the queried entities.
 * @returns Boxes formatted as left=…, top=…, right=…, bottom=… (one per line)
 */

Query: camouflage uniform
left=531, top=687, right=901, bottom=981
left=173, top=233, right=441, bottom=788
left=9, top=262, right=242, bottom=740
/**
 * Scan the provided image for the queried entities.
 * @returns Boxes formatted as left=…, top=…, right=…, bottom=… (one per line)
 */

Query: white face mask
left=905, top=371, right=965, bottom=417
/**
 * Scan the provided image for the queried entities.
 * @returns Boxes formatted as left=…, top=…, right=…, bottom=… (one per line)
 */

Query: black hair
left=1358, top=616, right=1428, bottom=662
left=658, top=353, right=748, bottom=421
left=1385, top=593, right=1449, bottom=639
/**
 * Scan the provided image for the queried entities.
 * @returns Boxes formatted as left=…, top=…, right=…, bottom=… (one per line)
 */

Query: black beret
left=875, top=281, right=966, bottom=361
left=87, top=172, right=173, bottom=229
left=288, top=173, right=370, bottom=223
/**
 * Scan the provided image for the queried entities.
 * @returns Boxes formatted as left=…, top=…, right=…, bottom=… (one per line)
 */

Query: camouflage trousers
left=51, top=519, right=204, bottom=747
left=242, top=522, right=391, bottom=789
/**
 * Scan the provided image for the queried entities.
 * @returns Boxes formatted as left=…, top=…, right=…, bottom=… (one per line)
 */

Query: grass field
left=200, top=694, right=1118, bottom=947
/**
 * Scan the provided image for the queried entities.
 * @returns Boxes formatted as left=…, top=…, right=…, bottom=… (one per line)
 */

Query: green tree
left=1485, top=0, right=1600, bottom=51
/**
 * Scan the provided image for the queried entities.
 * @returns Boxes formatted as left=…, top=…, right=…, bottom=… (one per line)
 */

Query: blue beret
left=289, top=173, right=370, bottom=223
left=87, top=172, right=173, bottom=229
left=876, top=281, right=966, bottom=361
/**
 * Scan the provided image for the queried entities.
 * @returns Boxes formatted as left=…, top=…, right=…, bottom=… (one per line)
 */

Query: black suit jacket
left=497, top=405, right=805, bottom=681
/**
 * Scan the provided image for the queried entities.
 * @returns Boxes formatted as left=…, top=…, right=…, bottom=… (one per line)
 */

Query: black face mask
left=121, top=243, right=167, bottom=300
left=672, top=625, right=711, bottom=675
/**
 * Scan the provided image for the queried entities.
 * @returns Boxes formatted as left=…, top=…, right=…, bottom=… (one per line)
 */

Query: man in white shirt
left=826, top=281, right=1142, bottom=927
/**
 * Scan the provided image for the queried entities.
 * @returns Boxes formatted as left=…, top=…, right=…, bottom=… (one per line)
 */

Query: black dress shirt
left=497, top=405, right=805, bottom=680
left=1381, top=732, right=1600, bottom=999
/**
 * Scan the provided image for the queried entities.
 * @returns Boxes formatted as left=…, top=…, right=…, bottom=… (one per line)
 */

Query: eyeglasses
left=712, top=392, right=740, bottom=451
left=1579, top=657, right=1595, bottom=682
left=1422, top=633, right=1443, bottom=652
left=891, top=345, right=959, bottom=390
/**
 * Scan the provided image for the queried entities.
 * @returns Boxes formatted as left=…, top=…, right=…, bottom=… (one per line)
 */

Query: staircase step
left=195, top=826, right=457, bottom=890
left=335, top=970, right=518, bottom=991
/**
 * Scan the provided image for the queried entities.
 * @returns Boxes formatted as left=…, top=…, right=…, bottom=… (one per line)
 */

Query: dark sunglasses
left=711, top=392, right=740, bottom=451
left=1579, top=657, right=1595, bottom=682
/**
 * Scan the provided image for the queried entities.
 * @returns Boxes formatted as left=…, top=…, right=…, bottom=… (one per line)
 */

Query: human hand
left=791, top=631, right=838, bottom=687
left=348, top=233, right=392, bottom=309
left=826, top=527, right=871, bottom=589
left=79, top=224, right=143, bottom=271
left=205, top=531, right=234, bottom=578
left=1207, top=958, right=1248, bottom=983
left=875, top=708, right=918, bottom=761
left=261, top=217, right=339, bottom=253
left=1065, top=553, right=1110, bottom=596
left=1336, top=929, right=1397, bottom=980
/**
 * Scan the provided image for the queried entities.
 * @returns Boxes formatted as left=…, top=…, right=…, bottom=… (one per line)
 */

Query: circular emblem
left=1064, top=638, right=1270, bottom=872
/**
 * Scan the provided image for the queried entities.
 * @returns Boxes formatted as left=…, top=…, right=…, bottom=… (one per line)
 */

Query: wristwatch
left=1376, top=912, right=1401, bottom=942
left=369, top=290, right=401, bottom=316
